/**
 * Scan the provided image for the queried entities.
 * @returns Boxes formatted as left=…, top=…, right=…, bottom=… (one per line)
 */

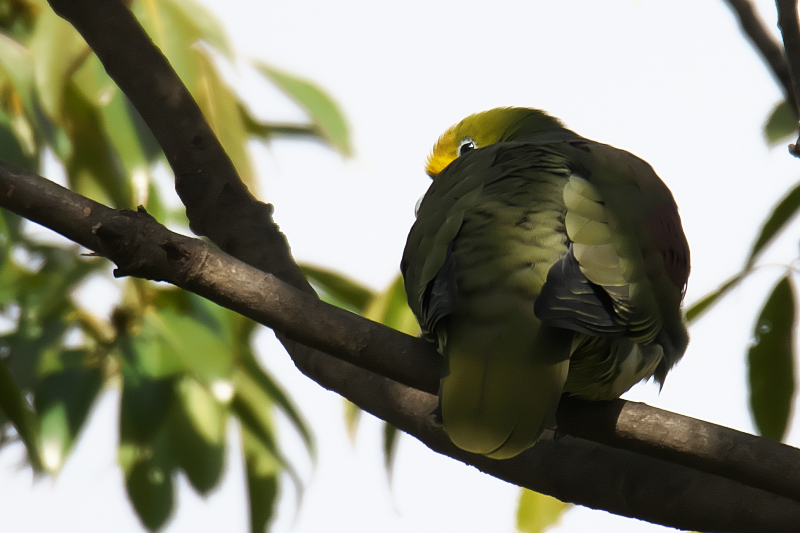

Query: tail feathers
left=440, top=325, right=570, bottom=459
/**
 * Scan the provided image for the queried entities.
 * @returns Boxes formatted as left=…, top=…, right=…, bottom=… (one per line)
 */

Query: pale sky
left=2, top=0, right=800, bottom=532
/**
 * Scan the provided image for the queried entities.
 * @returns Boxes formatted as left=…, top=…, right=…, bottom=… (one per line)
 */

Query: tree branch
left=47, top=0, right=309, bottom=290
left=2, top=161, right=800, bottom=531
left=724, top=0, right=797, bottom=114
left=33, top=0, right=800, bottom=530
left=775, top=0, right=800, bottom=155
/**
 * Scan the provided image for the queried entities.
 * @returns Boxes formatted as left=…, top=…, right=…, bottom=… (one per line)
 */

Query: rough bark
left=3, top=160, right=800, bottom=532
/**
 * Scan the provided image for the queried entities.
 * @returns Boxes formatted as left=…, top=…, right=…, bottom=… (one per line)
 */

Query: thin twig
left=775, top=0, right=800, bottom=156
left=726, top=0, right=796, bottom=114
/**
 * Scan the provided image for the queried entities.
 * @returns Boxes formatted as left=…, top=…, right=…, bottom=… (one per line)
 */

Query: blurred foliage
left=516, top=489, right=570, bottom=533
left=685, top=96, right=800, bottom=444
left=747, top=276, right=795, bottom=440
left=303, top=267, right=418, bottom=477
left=764, top=99, right=797, bottom=146
left=0, top=0, right=348, bottom=531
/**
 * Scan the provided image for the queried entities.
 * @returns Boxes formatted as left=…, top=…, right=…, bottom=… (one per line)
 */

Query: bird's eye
left=458, top=138, right=477, bottom=156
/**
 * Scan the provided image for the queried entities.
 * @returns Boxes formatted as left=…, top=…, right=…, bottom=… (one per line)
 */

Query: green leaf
left=745, top=180, right=800, bottom=269
left=143, top=306, right=234, bottom=384
left=237, top=347, right=315, bottom=457
left=71, top=51, right=116, bottom=109
left=120, top=372, right=175, bottom=445
left=123, top=430, right=176, bottom=531
left=160, top=0, right=234, bottom=60
left=30, top=6, right=89, bottom=120
left=0, top=108, right=38, bottom=170
left=764, top=100, right=798, bottom=145
left=748, top=275, right=796, bottom=440
left=0, top=31, right=36, bottom=115
left=254, top=61, right=351, bottom=155
left=232, top=371, right=304, bottom=495
left=167, top=376, right=225, bottom=494
left=0, top=211, right=8, bottom=264
left=685, top=272, right=747, bottom=324
left=194, top=48, right=255, bottom=186
left=0, top=358, right=43, bottom=471
left=62, top=83, right=133, bottom=208
left=133, top=0, right=200, bottom=86
left=133, top=0, right=253, bottom=185
left=343, top=399, right=361, bottom=445
left=363, top=275, right=419, bottom=336
left=2, top=317, right=68, bottom=391
left=241, top=425, right=280, bottom=533
left=382, top=422, right=399, bottom=480
left=516, top=489, right=570, bottom=533
left=34, top=363, right=102, bottom=472
left=301, top=264, right=374, bottom=313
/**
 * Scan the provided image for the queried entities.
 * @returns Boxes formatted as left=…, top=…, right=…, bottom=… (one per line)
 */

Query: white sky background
left=2, top=0, right=800, bottom=532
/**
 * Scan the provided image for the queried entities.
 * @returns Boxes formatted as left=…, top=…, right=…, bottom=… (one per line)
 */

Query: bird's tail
left=440, top=318, right=571, bottom=459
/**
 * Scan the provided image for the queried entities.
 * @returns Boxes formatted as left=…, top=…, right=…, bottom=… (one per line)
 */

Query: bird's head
left=425, top=107, right=567, bottom=178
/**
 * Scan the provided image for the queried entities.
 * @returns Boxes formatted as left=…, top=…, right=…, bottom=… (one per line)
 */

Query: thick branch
left=725, top=0, right=797, bottom=114
left=776, top=0, right=800, bottom=155
left=2, top=162, right=800, bottom=532
left=38, top=0, right=800, bottom=529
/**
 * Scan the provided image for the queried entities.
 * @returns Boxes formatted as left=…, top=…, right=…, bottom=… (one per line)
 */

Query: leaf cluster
left=0, top=0, right=350, bottom=530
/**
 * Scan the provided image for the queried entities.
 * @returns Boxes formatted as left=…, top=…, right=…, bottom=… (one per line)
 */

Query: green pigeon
left=401, top=107, right=689, bottom=459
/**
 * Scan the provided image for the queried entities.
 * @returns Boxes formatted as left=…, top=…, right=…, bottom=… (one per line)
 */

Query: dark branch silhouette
left=3, top=158, right=800, bottom=531
left=775, top=0, right=800, bottom=155
left=724, top=0, right=796, bottom=113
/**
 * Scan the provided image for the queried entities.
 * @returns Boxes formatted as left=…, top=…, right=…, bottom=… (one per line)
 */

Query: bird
left=401, top=107, right=689, bottom=459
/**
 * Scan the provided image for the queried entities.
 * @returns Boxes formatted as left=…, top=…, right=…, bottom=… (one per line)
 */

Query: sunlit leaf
left=382, top=422, right=399, bottom=479
left=748, top=275, right=796, bottom=441
left=0, top=358, right=43, bottom=471
left=242, top=425, right=280, bottom=533
left=237, top=345, right=314, bottom=457
left=168, top=375, right=225, bottom=493
left=232, top=371, right=303, bottom=495
left=123, top=430, right=176, bottom=531
left=0, top=109, right=38, bottom=170
left=343, top=399, right=361, bottom=445
left=744, top=180, right=800, bottom=269
left=685, top=272, right=747, bottom=324
left=29, top=6, right=89, bottom=120
left=144, top=306, right=233, bottom=383
left=254, top=61, right=351, bottom=155
left=72, top=52, right=115, bottom=109
left=301, top=264, right=374, bottom=313
left=0, top=31, right=36, bottom=115
left=62, top=84, right=133, bottom=208
left=34, top=363, right=102, bottom=471
left=364, top=275, right=419, bottom=336
left=161, top=0, right=234, bottom=59
left=516, top=489, right=570, bottom=533
left=133, top=0, right=200, bottom=85
left=193, top=49, right=255, bottom=186
left=764, top=100, right=798, bottom=145
left=117, top=319, right=182, bottom=379
left=77, top=52, right=160, bottom=181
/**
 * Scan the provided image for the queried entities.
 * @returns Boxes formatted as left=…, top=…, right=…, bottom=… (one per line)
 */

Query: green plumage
left=402, top=108, right=689, bottom=459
